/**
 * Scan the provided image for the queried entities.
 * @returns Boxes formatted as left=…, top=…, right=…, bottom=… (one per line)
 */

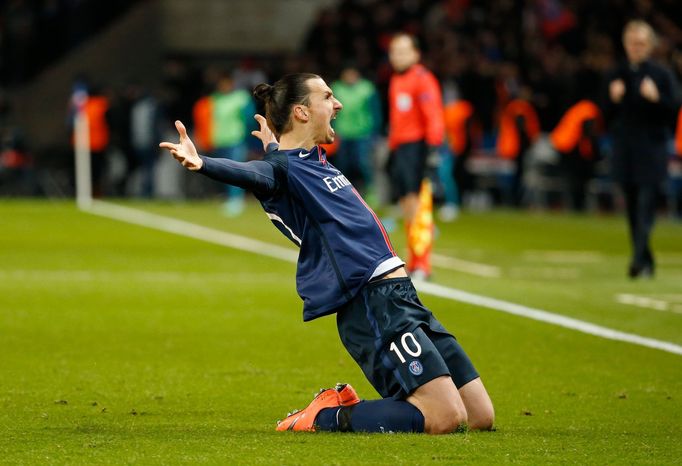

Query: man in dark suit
left=605, top=20, right=679, bottom=278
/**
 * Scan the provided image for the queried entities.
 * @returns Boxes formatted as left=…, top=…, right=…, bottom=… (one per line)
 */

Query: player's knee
left=468, top=405, right=495, bottom=431
left=424, top=404, right=468, bottom=435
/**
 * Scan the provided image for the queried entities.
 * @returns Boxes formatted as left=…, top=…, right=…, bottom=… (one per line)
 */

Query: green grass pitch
left=1, top=199, right=681, bottom=464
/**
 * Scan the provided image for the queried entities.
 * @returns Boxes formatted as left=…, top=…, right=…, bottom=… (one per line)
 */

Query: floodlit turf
left=1, top=199, right=681, bottom=465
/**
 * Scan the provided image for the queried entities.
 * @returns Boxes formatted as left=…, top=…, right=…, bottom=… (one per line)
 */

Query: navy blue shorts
left=389, top=141, right=427, bottom=198
left=336, top=277, right=479, bottom=400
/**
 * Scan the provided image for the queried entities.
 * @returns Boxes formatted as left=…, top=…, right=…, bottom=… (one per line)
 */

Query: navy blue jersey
left=199, top=145, right=402, bottom=321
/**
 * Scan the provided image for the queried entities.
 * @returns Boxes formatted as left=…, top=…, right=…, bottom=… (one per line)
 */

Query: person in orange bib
left=550, top=100, right=602, bottom=211
left=496, top=98, right=540, bottom=206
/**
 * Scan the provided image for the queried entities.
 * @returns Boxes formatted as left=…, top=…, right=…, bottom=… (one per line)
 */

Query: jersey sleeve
left=418, top=72, right=445, bottom=147
left=198, top=156, right=278, bottom=197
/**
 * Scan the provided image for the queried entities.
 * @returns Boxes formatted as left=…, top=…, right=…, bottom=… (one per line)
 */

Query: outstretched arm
left=159, top=120, right=204, bottom=170
left=159, top=119, right=279, bottom=196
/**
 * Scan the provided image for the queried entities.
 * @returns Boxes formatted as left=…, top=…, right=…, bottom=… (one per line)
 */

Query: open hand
left=159, top=120, right=203, bottom=171
left=250, top=114, right=279, bottom=152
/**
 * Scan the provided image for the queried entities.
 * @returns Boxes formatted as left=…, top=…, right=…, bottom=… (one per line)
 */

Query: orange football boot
left=276, top=383, right=362, bottom=432
left=335, top=383, right=361, bottom=406
left=276, top=388, right=341, bottom=432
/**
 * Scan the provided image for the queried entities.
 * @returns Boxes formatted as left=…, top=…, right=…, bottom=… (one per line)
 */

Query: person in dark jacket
left=605, top=20, right=679, bottom=278
left=160, top=73, right=494, bottom=435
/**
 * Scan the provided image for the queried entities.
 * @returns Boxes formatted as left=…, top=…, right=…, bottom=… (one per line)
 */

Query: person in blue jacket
left=159, top=73, right=494, bottom=434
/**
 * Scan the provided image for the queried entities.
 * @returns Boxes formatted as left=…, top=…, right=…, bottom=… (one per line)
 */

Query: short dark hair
left=253, top=73, right=320, bottom=136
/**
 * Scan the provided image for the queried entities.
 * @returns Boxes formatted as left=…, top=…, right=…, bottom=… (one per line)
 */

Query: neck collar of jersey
left=281, top=145, right=328, bottom=165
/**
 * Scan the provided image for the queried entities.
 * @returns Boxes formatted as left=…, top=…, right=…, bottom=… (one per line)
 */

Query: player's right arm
left=159, top=118, right=279, bottom=197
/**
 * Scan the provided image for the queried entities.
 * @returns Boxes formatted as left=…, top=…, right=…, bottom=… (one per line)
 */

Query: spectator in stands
left=130, top=86, right=164, bottom=198
left=69, top=80, right=111, bottom=197
left=605, top=20, right=680, bottom=278
left=0, top=123, right=32, bottom=195
left=550, top=100, right=603, bottom=211
left=387, top=33, right=445, bottom=280
left=233, top=57, right=268, bottom=93
left=444, top=99, right=478, bottom=209
left=331, top=65, right=382, bottom=200
left=193, top=71, right=255, bottom=216
left=496, top=95, right=540, bottom=206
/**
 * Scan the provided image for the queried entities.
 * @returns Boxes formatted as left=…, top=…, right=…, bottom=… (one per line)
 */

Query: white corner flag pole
left=73, top=90, right=92, bottom=210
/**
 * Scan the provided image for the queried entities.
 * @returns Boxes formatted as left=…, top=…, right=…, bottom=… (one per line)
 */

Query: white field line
left=431, top=253, right=501, bottom=278
left=522, top=250, right=605, bottom=264
left=87, top=201, right=298, bottom=263
left=416, top=282, right=682, bottom=355
left=616, top=293, right=682, bottom=315
left=508, top=266, right=580, bottom=280
left=83, top=201, right=682, bottom=357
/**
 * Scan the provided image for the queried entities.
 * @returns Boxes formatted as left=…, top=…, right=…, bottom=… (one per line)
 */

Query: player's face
left=303, top=77, right=343, bottom=144
left=624, top=27, right=653, bottom=65
left=389, top=36, right=420, bottom=72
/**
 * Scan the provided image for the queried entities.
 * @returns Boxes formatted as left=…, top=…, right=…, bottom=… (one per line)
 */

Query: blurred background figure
left=443, top=98, right=478, bottom=216
left=0, top=89, right=33, bottom=195
left=388, top=33, right=445, bottom=280
left=675, top=108, right=682, bottom=219
left=193, top=70, right=254, bottom=216
left=331, top=65, right=382, bottom=202
left=550, top=99, right=603, bottom=212
left=604, top=20, right=680, bottom=279
left=69, top=79, right=111, bottom=198
left=2, top=0, right=682, bottom=222
left=232, top=57, right=267, bottom=93
left=496, top=96, right=541, bottom=206
left=129, top=85, right=164, bottom=198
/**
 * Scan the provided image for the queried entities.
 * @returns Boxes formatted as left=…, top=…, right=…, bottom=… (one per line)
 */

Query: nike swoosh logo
left=298, top=151, right=311, bottom=158
left=288, top=416, right=301, bottom=430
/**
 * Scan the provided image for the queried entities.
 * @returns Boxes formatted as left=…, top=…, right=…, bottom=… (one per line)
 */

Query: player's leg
left=316, top=395, right=426, bottom=433
left=458, top=377, right=495, bottom=430
left=635, top=184, right=657, bottom=274
left=398, top=142, right=426, bottom=222
left=277, top=278, right=429, bottom=434
left=406, top=375, right=467, bottom=434
left=331, top=277, right=466, bottom=434
left=395, top=142, right=430, bottom=276
left=426, top=312, right=494, bottom=430
left=622, top=183, right=640, bottom=275
left=399, top=193, right=419, bottom=223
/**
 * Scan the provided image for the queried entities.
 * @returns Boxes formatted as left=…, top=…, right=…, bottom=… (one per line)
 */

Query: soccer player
left=159, top=73, right=494, bottom=434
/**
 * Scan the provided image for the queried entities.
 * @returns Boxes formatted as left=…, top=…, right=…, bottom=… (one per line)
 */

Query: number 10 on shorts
left=389, top=332, right=422, bottom=364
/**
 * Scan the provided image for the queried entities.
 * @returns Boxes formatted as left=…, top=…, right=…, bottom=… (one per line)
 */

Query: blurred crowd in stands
left=0, top=0, right=137, bottom=87
left=1, top=0, right=682, bottom=217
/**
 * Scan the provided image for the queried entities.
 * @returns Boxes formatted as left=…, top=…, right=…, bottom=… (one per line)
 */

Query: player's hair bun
left=253, top=83, right=274, bottom=102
